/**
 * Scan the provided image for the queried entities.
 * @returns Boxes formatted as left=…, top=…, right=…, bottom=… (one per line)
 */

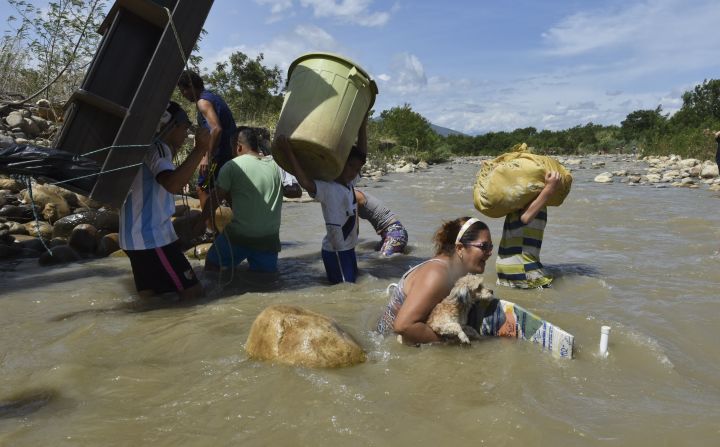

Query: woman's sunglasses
left=465, top=242, right=493, bottom=252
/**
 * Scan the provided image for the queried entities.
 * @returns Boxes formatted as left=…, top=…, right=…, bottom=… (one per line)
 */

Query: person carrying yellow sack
left=473, top=144, right=571, bottom=289
left=495, top=171, right=560, bottom=289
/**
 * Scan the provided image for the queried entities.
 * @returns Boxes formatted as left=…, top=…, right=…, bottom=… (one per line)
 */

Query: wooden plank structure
left=53, top=0, right=213, bottom=207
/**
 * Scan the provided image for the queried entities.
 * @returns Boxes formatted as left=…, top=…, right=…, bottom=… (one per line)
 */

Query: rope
left=20, top=7, right=237, bottom=292
left=24, top=177, right=53, bottom=256
left=164, top=6, right=234, bottom=288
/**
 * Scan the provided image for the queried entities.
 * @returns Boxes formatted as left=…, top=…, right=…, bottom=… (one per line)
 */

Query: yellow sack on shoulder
left=473, top=144, right=572, bottom=218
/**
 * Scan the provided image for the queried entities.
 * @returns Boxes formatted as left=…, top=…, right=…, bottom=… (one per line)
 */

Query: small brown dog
left=426, top=274, right=494, bottom=344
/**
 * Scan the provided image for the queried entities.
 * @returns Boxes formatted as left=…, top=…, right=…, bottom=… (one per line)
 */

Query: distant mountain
left=431, top=123, right=465, bottom=137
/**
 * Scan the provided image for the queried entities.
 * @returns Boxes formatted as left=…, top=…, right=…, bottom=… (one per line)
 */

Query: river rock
left=0, top=204, right=34, bottom=220
left=245, top=305, right=367, bottom=368
left=701, top=163, right=719, bottom=178
left=395, top=163, right=415, bottom=173
left=5, top=111, right=24, bottom=129
left=68, top=224, right=97, bottom=254
left=0, top=135, right=15, bottom=149
left=96, top=233, right=120, bottom=257
left=679, top=158, right=699, bottom=168
left=39, top=184, right=79, bottom=208
left=109, top=249, right=127, bottom=258
left=52, top=211, right=97, bottom=238
left=38, top=245, right=81, bottom=266
left=0, top=177, right=24, bottom=192
left=22, top=184, right=70, bottom=220
left=24, top=221, right=53, bottom=239
left=94, top=209, right=119, bottom=232
left=594, top=172, right=613, bottom=183
left=5, top=220, right=27, bottom=235
left=15, top=237, right=48, bottom=253
left=644, top=173, right=662, bottom=183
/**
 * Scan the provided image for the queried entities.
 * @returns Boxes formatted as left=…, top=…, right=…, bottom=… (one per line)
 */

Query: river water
left=1, top=155, right=719, bottom=446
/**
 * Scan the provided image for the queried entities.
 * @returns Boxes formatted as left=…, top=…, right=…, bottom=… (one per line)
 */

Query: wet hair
left=432, top=216, right=489, bottom=256
left=347, top=145, right=366, bottom=165
left=233, top=126, right=259, bottom=153
left=177, top=70, right=204, bottom=91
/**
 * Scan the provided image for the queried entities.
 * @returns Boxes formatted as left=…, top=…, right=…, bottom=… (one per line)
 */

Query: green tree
left=620, top=106, right=666, bottom=141
left=5, top=0, right=107, bottom=103
left=671, top=79, right=720, bottom=127
left=377, top=104, right=436, bottom=151
left=204, top=51, right=284, bottom=123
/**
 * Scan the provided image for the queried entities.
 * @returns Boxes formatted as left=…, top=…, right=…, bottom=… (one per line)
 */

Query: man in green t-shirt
left=199, top=127, right=285, bottom=272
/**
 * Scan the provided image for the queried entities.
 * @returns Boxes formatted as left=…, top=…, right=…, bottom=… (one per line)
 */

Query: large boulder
left=245, top=305, right=366, bottom=368
left=96, top=233, right=120, bottom=257
left=594, top=172, right=613, bottom=183
left=68, top=223, right=97, bottom=254
left=38, top=245, right=81, bottom=266
left=52, top=211, right=97, bottom=238
left=94, top=209, right=119, bottom=232
left=701, top=162, right=719, bottom=179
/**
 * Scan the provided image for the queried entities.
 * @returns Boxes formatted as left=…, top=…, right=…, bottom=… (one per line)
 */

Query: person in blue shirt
left=177, top=70, right=238, bottom=214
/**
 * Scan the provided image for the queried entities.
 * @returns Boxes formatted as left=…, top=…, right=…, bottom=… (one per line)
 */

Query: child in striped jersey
left=496, top=171, right=560, bottom=289
left=119, top=102, right=210, bottom=300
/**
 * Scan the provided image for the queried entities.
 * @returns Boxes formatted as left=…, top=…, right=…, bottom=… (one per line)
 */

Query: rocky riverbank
left=3, top=102, right=719, bottom=266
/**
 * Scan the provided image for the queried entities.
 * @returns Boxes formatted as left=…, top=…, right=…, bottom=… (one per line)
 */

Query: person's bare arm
left=393, top=263, right=449, bottom=344
left=520, top=171, right=560, bottom=224
left=196, top=99, right=222, bottom=176
left=273, top=135, right=316, bottom=195
left=156, top=128, right=211, bottom=194
left=354, top=189, right=367, bottom=207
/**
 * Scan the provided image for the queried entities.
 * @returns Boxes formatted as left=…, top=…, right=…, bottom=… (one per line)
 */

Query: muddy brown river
left=1, top=155, right=719, bottom=446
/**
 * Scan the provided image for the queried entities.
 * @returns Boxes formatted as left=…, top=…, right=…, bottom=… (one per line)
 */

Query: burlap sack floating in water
left=473, top=143, right=572, bottom=218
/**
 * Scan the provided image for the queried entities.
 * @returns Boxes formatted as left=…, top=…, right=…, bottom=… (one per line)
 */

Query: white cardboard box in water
left=479, top=299, right=574, bottom=359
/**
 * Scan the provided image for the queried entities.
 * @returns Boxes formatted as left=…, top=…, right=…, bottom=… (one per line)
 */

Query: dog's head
left=450, top=274, right=493, bottom=307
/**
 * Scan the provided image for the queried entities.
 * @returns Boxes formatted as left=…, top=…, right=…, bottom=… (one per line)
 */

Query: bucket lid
left=287, top=52, right=379, bottom=104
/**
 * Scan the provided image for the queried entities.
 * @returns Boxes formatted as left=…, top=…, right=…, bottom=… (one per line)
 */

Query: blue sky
left=3, top=0, right=720, bottom=134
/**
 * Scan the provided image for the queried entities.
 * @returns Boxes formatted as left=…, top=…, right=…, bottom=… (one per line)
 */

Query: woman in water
left=377, top=217, right=493, bottom=344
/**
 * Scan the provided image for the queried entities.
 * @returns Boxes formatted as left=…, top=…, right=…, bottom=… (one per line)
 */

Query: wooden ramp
left=53, top=0, right=213, bottom=207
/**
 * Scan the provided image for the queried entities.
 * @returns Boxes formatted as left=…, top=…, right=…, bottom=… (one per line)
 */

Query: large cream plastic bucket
left=273, top=53, right=378, bottom=180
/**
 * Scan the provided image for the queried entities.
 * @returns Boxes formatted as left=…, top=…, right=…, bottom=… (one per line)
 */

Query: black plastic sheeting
left=0, top=143, right=99, bottom=194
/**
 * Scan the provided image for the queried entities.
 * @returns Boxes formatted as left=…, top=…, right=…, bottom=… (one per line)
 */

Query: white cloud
left=254, top=0, right=293, bottom=14
left=203, top=25, right=340, bottom=75
left=255, top=0, right=395, bottom=26
left=300, top=0, right=392, bottom=26
left=377, top=53, right=427, bottom=94
left=542, top=0, right=720, bottom=74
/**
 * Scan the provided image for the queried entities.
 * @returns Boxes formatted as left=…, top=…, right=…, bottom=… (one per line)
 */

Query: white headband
left=455, top=217, right=480, bottom=244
